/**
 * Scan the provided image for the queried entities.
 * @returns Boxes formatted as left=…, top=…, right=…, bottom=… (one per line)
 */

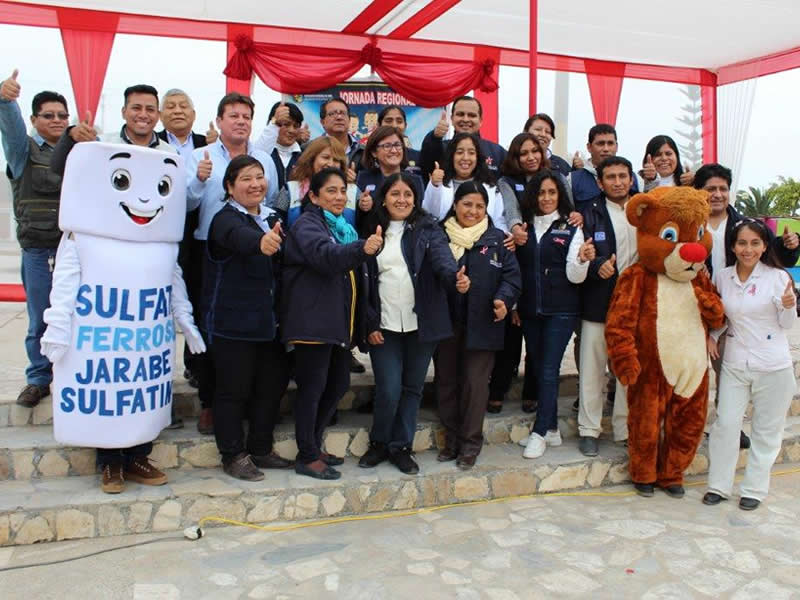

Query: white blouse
left=376, top=220, right=417, bottom=332
left=422, top=180, right=508, bottom=233
left=713, top=261, right=796, bottom=372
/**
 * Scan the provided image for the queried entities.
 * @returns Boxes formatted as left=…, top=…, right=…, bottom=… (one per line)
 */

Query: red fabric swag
left=224, top=36, right=498, bottom=108
left=585, top=59, right=625, bottom=127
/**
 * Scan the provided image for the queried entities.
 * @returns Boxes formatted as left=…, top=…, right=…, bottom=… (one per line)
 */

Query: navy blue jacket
left=200, top=204, right=280, bottom=341
left=579, top=197, right=620, bottom=323
left=280, top=203, right=370, bottom=347
left=705, top=204, right=800, bottom=277
left=447, top=225, right=522, bottom=351
left=549, top=153, right=573, bottom=179
left=419, top=130, right=506, bottom=184
left=365, top=215, right=458, bottom=344
left=571, top=167, right=640, bottom=211
left=271, top=147, right=301, bottom=192
left=516, top=218, right=581, bottom=318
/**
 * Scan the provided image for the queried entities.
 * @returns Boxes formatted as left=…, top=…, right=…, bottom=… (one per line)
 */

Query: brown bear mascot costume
left=606, top=186, right=724, bottom=498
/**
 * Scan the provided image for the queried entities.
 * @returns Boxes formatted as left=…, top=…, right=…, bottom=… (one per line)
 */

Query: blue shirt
left=0, top=98, right=49, bottom=179
left=185, top=139, right=279, bottom=240
left=166, top=130, right=196, bottom=157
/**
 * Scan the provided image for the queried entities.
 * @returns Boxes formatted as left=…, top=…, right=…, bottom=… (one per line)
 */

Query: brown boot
left=223, top=453, right=264, bottom=481
left=124, top=456, right=167, bottom=486
left=101, top=464, right=125, bottom=494
left=197, top=408, right=214, bottom=435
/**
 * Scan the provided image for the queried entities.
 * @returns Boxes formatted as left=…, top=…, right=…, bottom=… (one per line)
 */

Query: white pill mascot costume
left=41, top=142, right=206, bottom=448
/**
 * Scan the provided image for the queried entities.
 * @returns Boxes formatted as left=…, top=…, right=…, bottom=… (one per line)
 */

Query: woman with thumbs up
left=516, top=170, right=591, bottom=460
left=358, top=172, right=460, bottom=474
left=640, top=135, right=694, bottom=189
left=435, top=181, right=521, bottom=470
left=704, top=219, right=797, bottom=511
left=199, top=155, right=292, bottom=481
left=281, top=167, right=380, bottom=480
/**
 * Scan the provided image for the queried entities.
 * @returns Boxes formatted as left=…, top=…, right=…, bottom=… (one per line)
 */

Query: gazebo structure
left=1, top=0, right=799, bottom=170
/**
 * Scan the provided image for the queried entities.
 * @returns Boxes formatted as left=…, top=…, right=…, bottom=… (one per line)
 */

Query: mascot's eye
left=111, top=169, right=131, bottom=191
left=697, top=225, right=705, bottom=240
left=157, top=175, right=172, bottom=197
left=659, top=226, right=679, bottom=243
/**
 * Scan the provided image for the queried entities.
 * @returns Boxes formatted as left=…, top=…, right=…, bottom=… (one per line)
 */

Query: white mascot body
left=41, top=142, right=205, bottom=448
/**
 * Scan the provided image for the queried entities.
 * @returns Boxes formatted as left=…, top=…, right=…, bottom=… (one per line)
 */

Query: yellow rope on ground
left=196, top=465, right=800, bottom=535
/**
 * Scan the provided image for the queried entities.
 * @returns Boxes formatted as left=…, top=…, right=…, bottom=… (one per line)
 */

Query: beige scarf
left=444, top=216, right=489, bottom=260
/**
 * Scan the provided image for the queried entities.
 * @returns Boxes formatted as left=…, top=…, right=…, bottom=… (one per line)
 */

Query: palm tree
left=735, top=186, right=777, bottom=217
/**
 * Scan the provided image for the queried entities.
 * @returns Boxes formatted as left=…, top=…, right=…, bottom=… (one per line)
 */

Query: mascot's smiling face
left=59, top=142, right=186, bottom=243
left=626, top=187, right=712, bottom=282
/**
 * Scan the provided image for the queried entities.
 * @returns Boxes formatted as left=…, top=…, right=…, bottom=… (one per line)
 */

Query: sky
left=1, top=24, right=798, bottom=196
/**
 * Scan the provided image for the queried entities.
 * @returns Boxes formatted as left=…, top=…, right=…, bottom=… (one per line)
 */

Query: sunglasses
left=37, top=112, right=69, bottom=121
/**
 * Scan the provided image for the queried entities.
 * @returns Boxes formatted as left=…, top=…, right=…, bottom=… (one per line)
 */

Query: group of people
left=1, top=69, right=797, bottom=511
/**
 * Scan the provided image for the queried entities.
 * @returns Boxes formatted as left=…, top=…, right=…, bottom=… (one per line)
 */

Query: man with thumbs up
left=576, top=156, right=639, bottom=456
left=0, top=69, right=70, bottom=407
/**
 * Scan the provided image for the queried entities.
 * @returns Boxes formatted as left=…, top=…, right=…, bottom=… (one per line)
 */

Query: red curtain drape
left=585, top=59, right=625, bottom=126
left=224, top=35, right=498, bottom=108
left=57, top=8, right=118, bottom=121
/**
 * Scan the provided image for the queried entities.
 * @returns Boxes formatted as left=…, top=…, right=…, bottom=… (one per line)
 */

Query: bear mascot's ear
left=626, top=193, right=652, bottom=228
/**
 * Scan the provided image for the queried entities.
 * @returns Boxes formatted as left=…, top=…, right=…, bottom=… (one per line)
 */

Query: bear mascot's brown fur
left=605, top=186, right=725, bottom=492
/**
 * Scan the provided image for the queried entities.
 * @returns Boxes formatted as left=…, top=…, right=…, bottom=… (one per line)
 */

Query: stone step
left=2, top=416, right=799, bottom=547
left=0, top=396, right=582, bottom=481
left=0, top=372, right=580, bottom=428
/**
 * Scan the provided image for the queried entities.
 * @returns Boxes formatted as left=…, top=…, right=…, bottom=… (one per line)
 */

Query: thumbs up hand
left=298, top=122, right=311, bottom=144
left=205, top=120, right=218, bottom=144
left=197, top=150, right=213, bottom=182
left=70, top=111, right=98, bottom=143
left=679, top=164, right=695, bottom=186
left=430, top=161, right=445, bottom=186
left=364, top=224, right=383, bottom=255
left=358, top=188, right=373, bottom=212
left=782, top=224, right=800, bottom=250
left=260, top=221, right=283, bottom=256
left=493, top=299, right=507, bottom=322
left=782, top=277, right=796, bottom=309
left=273, top=102, right=289, bottom=125
left=572, top=151, right=584, bottom=169
left=642, top=154, right=657, bottom=181
left=455, top=265, right=470, bottom=294
left=346, top=161, right=357, bottom=184
left=598, top=253, right=617, bottom=279
left=511, top=222, right=528, bottom=246
left=579, top=236, right=596, bottom=262
left=434, top=109, right=449, bottom=138
left=0, top=68, right=20, bottom=101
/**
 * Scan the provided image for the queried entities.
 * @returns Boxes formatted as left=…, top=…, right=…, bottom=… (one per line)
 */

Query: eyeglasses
left=37, top=112, right=69, bottom=120
left=325, top=110, right=349, bottom=118
left=376, top=142, right=404, bottom=151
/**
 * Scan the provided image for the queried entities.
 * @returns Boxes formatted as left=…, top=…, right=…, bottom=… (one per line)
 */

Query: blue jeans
left=522, top=315, right=576, bottom=436
left=21, top=247, right=55, bottom=386
left=369, top=330, right=436, bottom=451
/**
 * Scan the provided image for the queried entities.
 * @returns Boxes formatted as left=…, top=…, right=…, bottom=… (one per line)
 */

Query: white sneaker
left=543, top=429, right=562, bottom=447
left=522, top=432, right=546, bottom=459
left=519, top=429, right=562, bottom=448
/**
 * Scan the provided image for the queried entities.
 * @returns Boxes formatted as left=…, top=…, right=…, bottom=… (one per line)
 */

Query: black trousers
left=97, top=443, right=153, bottom=467
left=179, top=211, right=203, bottom=376
left=488, top=318, right=536, bottom=402
left=211, top=336, right=289, bottom=462
left=293, top=344, right=350, bottom=464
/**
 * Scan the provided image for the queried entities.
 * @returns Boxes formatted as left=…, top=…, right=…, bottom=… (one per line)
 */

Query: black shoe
left=487, top=399, right=503, bottom=414
left=578, top=436, right=599, bottom=457
left=183, top=369, right=199, bottom=389
left=16, top=384, right=50, bottom=407
left=521, top=398, right=536, bottom=413
left=660, top=484, right=685, bottom=498
left=251, top=452, right=294, bottom=469
left=350, top=353, right=366, bottom=373
left=437, top=447, right=459, bottom=462
left=359, top=442, right=389, bottom=468
left=739, top=496, right=760, bottom=511
left=702, top=491, right=727, bottom=506
left=572, top=398, right=579, bottom=413
left=389, top=447, right=419, bottom=474
left=739, top=431, right=751, bottom=449
left=456, top=455, right=476, bottom=470
left=634, top=482, right=655, bottom=498
left=223, top=453, right=264, bottom=481
left=320, top=452, right=344, bottom=466
left=295, top=460, right=341, bottom=480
